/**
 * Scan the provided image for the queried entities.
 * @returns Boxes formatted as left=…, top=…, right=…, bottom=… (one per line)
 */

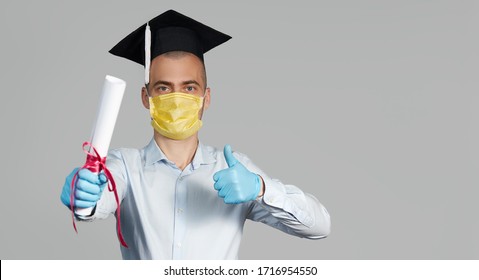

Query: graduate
left=60, top=9, right=331, bottom=259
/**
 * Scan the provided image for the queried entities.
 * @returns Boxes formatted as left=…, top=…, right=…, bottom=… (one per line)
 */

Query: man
left=60, top=9, right=330, bottom=259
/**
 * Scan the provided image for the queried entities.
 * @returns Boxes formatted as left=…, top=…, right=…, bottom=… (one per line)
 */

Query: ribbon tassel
left=145, top=22, right=151, bottom=85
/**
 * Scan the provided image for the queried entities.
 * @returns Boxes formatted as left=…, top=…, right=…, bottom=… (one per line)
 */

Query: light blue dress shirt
left=84, top=138, right=330, bottom=259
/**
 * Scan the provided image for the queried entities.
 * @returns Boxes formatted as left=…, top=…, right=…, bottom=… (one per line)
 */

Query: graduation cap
left=109, top=9, right=232, bottom=84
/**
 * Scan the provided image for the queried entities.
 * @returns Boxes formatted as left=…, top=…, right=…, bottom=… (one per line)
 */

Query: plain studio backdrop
left=0, top=0, right=478, bottom=259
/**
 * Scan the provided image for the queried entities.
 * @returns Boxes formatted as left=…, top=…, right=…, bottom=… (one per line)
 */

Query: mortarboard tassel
left=145, top=22, right=151, bottom=85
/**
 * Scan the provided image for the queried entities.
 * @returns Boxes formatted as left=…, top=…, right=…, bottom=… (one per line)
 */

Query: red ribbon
left=70, top=142, right=128, bottom=248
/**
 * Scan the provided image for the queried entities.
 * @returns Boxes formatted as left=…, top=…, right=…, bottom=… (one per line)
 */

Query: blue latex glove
left=213, top=145, right=261, bottom=204
left=60, top=168, right=108, bottom=209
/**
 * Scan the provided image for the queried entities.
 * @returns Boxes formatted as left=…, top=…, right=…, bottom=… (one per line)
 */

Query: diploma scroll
left=75, top=75, right=126, bottom=216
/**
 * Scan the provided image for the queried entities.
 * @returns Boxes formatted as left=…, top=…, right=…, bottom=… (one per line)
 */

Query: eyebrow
left=151, top=80, right=201, bottom=88
left=151, top=80, right=174, bottom=88
left=182, top=80, right=201, bottom=87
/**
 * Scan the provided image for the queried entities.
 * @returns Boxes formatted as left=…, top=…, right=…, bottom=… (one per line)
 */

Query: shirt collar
left=192, top=141, right=217, bottom=169
left=144, top=138, right=216, bottom=168
left=144, top=138, right=169, bottom=166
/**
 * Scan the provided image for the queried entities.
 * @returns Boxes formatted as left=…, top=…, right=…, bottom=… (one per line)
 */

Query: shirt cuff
left=256, top=177, right=315, bottom=228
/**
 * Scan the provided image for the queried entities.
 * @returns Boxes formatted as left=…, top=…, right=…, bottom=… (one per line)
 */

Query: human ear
left=141, top=87, right=150, bottom=109
left=203, top=87, right=211, bottom=110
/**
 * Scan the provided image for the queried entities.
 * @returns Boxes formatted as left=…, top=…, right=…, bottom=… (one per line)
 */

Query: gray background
left=1, top=0, right=478, bottom=259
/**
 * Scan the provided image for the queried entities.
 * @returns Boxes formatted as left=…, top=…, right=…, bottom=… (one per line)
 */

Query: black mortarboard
left=109, top=9, right=232, bottom=84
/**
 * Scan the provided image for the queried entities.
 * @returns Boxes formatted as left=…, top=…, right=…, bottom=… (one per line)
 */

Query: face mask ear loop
left=198, top=92, right=207, bottom=121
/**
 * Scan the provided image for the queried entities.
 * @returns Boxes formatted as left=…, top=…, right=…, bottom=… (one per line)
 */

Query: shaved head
left=161, top=51, right=207, bottom=88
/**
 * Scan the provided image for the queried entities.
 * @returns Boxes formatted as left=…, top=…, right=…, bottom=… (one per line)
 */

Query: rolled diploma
left=75, top=75, right=126, bottom=216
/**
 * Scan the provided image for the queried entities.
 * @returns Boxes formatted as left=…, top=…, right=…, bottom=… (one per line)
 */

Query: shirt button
left=177, top=242, right=182, bottom=248
left=177, top=208, right=183, bottom=214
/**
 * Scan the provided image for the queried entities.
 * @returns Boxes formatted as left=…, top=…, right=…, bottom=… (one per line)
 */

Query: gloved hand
left=213, top=145, right=262, bottom=204
left=60, top=167, right=108, bottom=209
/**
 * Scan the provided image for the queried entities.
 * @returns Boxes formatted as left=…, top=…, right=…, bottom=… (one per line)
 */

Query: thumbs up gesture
left=213, top=145, right=263, bottom=204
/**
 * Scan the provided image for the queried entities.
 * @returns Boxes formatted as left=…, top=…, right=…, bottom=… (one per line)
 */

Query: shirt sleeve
left=239, top=153, right=331, bottom=239
left=75, top=149, right=129, bottom=221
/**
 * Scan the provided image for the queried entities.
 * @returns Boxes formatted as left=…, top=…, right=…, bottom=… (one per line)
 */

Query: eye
left=155, top=86, right=170, bottom=93
left=185, top=86, right=196, bottom=92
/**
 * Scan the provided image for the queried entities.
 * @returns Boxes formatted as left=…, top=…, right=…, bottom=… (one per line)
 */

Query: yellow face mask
left=149, top=92, right=204, bottom=140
